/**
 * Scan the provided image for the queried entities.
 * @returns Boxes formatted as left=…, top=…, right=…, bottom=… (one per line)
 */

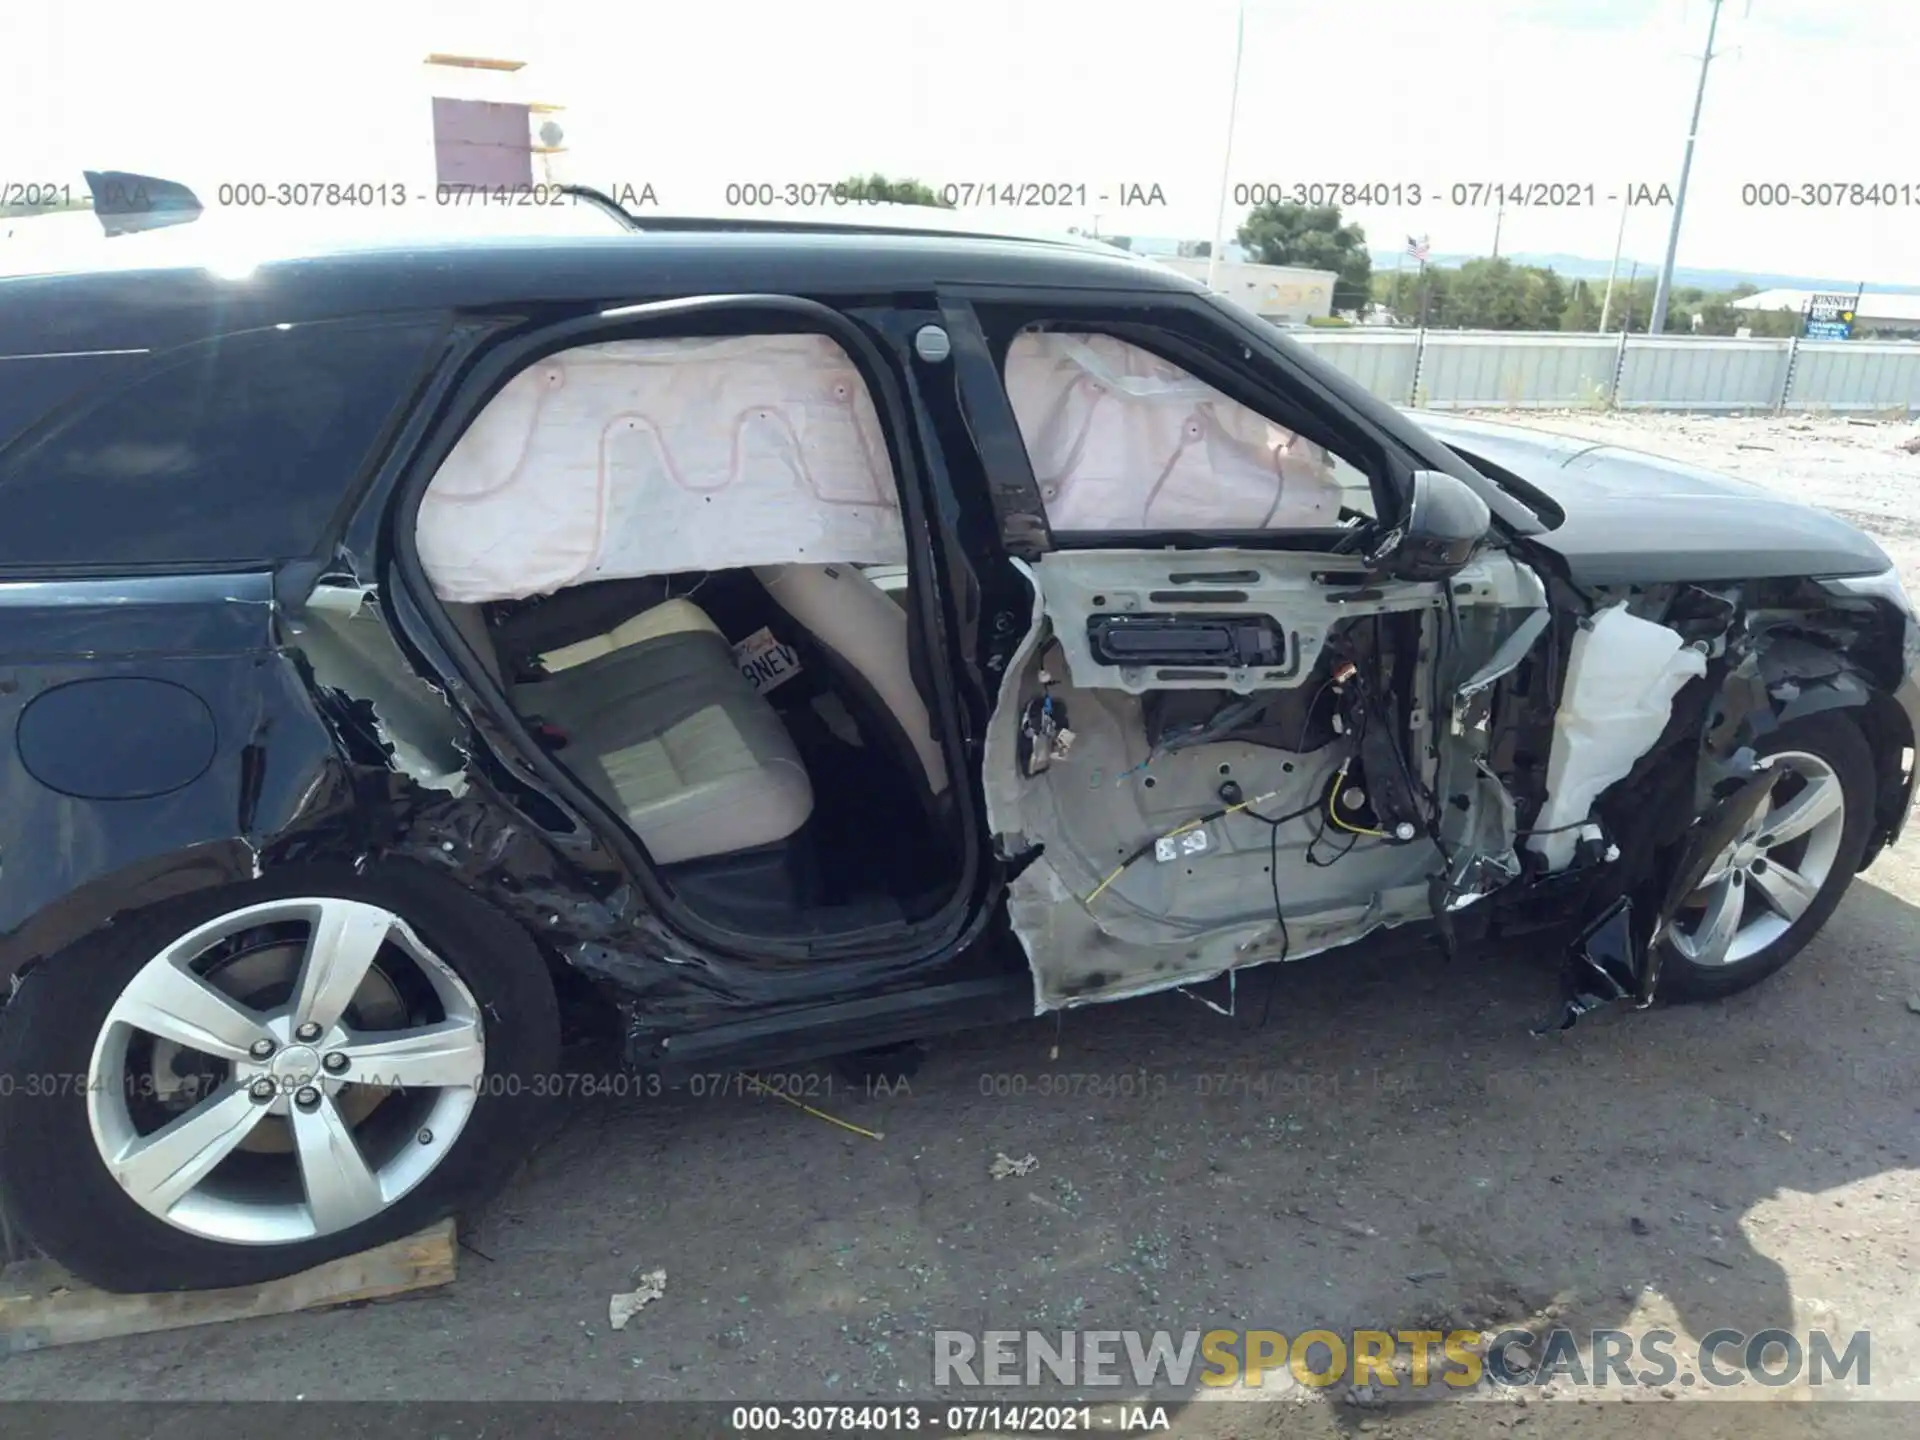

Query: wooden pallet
left=0, top=1218, right=456, bottom=1355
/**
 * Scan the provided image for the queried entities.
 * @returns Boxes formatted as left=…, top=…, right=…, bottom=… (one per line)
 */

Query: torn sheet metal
left=1003, top=331, right=1346, bottom=531
left=288, top=584, right=470, bottom=796
left=1452, top=608, right=1550, bottom=733
left=418, top=334, right=908, bottom=602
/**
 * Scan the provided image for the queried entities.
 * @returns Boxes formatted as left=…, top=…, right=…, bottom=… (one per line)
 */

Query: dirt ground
left=3, top=413, right=1919, bottom=1436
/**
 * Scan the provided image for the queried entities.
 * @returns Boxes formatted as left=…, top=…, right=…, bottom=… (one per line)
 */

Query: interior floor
left=455, top=565, right=959, bottom=940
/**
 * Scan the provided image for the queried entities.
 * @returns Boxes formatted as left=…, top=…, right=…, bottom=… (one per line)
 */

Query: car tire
left=0, top=862, right=560, bottom=1293
left=1658, top=712, right=1874, bottom=1002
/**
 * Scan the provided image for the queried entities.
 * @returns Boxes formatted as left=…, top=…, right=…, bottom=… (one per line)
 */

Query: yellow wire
left=737, top=1073, right=884, bottom=1141
left=1084, top=790, right=1280, bottom=906
left=1326, top=764, right=1387, bottom=837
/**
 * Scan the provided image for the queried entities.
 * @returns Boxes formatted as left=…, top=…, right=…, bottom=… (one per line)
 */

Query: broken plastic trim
left=1538, top=896, right=1639, bottom=1033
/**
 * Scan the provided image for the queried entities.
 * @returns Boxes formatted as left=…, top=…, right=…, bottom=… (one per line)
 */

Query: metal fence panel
left=1289, top=330, right=1418, bottom=402
left=1286, top=328, right=1920, bottom=415
left=1615, top=336, right=1790, bottom=411
left=1416, top=333, right=1620, bottom=409
left=1787, top=340, right=1920, bottom=414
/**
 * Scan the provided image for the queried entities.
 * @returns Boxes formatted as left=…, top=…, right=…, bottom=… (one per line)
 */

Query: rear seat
left=448, top=599, right=813, bottom=865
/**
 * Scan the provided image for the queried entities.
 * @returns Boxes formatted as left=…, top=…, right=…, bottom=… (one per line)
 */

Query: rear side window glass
left=0, top=317, right=444, bottom=569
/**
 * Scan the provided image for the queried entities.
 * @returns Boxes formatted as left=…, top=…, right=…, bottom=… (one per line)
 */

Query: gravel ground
left=3, top=413, right=1918, bottom=1436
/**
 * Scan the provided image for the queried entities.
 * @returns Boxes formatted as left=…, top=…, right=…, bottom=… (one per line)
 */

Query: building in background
left=424, top=53, right=567, bottom=190
left=1153, top=255, right=1338, bottom=325
left=1731, top=289, right=1920, bottom=339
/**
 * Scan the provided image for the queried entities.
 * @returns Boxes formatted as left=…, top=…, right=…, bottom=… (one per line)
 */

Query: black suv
left=1, top=186, right=1914, bottom=1292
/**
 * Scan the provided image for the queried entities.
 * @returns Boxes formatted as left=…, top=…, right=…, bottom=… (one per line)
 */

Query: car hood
left=1410, top=412, right=1892, bottom=586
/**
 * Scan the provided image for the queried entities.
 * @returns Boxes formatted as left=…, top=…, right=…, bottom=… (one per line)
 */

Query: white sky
left=5, top=0, right=1917, bottom=283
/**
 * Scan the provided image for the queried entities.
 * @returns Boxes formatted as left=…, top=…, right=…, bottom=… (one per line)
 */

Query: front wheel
left=1658, top=712, right=1874, bottom=1001
left=0, top=863, right=559, bottom=1292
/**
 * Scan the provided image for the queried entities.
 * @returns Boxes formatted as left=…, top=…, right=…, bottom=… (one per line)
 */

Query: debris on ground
left=990, top=1152, right=1038, bottom=1179
left=1629, top=1216, right=1652, bottom=1236
left=740, top=1073, right=884, bottom=1141
left=609, top=1269, right=667, bottom=1330
left=1906, top=993, right=1920, bottom=1014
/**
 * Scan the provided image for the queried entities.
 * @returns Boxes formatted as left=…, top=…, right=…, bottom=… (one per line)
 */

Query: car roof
left=0, top=217, right=1199, bottom=353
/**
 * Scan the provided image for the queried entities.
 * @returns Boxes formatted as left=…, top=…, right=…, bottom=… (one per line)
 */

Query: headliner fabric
left=1003, top=331, right=1345, bottom=531
left=419, top=335, right=908, bottom=602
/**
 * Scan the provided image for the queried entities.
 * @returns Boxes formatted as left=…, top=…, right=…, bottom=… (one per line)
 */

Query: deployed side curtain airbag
left=418, top=335, right=908, bottom=602
left=1002, top=331, right=1345, bottom=532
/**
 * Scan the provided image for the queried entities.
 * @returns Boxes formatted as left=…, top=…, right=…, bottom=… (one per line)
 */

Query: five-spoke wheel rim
left=85, top=898, right=483, bottom=1245
left=1667, top=750, right=1847, bottom=968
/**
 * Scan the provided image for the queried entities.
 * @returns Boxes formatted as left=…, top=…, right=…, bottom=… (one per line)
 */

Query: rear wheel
left=0, top=864, right=559, bottom=1292
left=1658, top=713, right=1873, bottom=1000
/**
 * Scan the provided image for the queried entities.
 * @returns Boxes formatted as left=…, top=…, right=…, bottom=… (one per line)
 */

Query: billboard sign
left=1805, top=292, right=1856, bottom=340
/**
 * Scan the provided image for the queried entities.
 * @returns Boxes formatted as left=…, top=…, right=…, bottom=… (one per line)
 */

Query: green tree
left=1561, top=278, right=1600, bottom=331
left=837, top=174, right=954, bottom=208
left=1744, top=306, right=1802, bottom=339
left=1410, top=266, right=1453, bottom=325
left=1235, top=203, right=1372, bottom=313
left=1695, top=298, right=1742, bottom=336
left=1528, top=268, right=1568, bottom=330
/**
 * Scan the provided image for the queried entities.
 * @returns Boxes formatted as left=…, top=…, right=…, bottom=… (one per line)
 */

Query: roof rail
left=554, top=186, right=1119, bottom=252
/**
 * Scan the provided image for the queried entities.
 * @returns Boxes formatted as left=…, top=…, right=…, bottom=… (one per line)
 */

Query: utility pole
left=1599, top=192, right=1630, bottom=331
left=1648, top=0, right=1726, bottom=338
left=1491, top=200, right=1504, bottom=260
left=1206, top=0, right=1248, bottom=294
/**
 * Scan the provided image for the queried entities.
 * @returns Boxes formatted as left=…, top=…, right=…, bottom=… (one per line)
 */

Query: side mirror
left=1372, top=469, right=1491, bottom=582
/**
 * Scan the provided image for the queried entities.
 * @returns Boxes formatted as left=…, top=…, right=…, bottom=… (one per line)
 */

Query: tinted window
left=0, top=317, right=445, bottom=570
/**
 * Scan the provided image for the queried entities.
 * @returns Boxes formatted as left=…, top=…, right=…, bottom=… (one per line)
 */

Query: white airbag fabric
left=419, top=335, right=907, bottom=602
left=1529, top=603, right=1708, bottom=871
left=1003, top=331, right=1344, bottom=531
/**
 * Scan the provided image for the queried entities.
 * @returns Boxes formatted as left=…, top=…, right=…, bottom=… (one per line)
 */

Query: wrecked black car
left=0, top=188, right=1915, bottom=1292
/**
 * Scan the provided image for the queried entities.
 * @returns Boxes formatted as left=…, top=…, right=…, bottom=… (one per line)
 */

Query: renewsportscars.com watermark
left=934, top=1327, right=1871, bottom=1392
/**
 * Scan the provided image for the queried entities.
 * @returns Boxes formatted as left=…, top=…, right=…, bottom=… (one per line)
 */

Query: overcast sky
left=6, top=0, right=1917, bottom=283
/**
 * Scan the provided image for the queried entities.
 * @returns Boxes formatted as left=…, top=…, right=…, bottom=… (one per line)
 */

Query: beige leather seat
left=753, top=563, right=949, bottom=798
left=446, top=599, right=813, bottom=865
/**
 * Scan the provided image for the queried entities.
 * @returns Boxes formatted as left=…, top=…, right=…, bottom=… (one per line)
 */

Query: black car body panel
left=1, top=220, right=1915, bottom=1061
left=1415, top=413, right=1893, bottom=585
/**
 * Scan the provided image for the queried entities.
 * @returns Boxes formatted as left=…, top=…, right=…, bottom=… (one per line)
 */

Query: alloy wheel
left=84, top=898, right=484, bottom=1245
left=1666, top=750, right=1848, bottom=968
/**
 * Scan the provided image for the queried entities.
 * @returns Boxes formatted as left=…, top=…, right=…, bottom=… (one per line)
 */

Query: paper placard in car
left=733, top=626, right=804, bottom=695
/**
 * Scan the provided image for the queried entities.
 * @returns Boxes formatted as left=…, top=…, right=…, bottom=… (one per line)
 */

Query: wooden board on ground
left=0, top=1218, right=455, bottom=1355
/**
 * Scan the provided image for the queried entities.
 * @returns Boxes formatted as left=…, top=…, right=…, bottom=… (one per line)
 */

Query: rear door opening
left=396, top=301, right=981, bottom=958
